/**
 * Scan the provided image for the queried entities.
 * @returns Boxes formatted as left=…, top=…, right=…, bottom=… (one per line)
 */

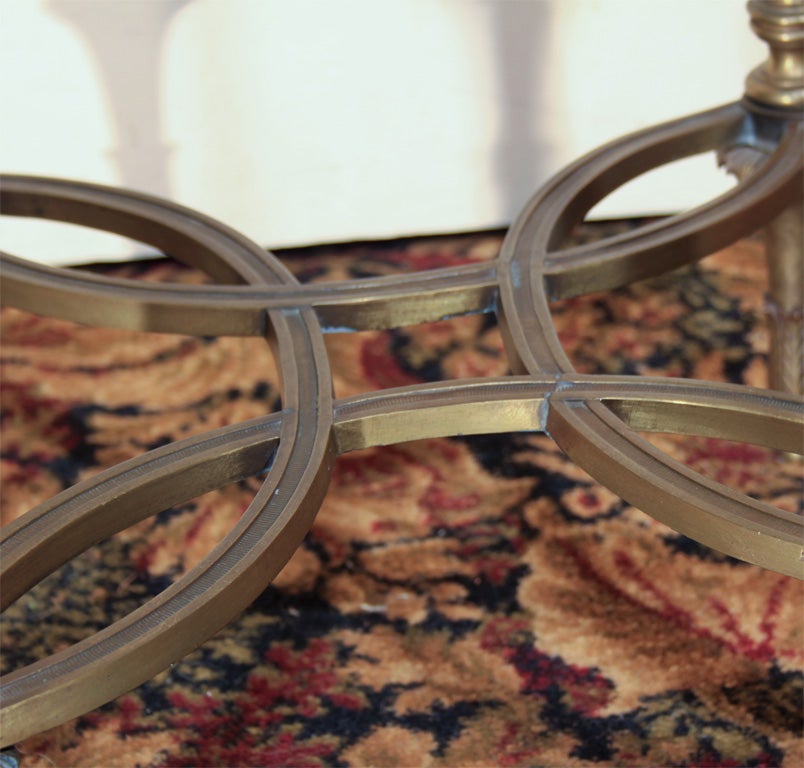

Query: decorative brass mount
left=745, top=0, right=804, bottom=111
left=0, top=0, right=802, bottom=748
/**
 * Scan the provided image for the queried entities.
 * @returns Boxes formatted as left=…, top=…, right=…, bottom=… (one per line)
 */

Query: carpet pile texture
left=1, top=226, right=802, bottom=767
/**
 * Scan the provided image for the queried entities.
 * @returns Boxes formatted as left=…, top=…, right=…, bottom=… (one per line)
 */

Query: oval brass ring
left=497, top=101, right=803, bottom=579
left=0, top=177, right=336, bottom=745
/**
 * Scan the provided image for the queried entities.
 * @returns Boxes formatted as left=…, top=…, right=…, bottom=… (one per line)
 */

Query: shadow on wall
left=41, top=0, right=557, bottom=237
left=489, top=0, right=556, bottom=222
left=45, top=0, right=191, bottom=198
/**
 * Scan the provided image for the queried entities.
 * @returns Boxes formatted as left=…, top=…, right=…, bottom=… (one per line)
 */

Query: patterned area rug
left=1, top=226, right=802, bottom=767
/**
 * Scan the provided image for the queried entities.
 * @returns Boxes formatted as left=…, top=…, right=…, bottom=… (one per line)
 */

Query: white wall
left=0, top=0, right=764, bottom=265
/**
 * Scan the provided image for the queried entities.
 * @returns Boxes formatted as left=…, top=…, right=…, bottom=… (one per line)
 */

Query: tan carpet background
left=1, top=225, right=802, bottom=767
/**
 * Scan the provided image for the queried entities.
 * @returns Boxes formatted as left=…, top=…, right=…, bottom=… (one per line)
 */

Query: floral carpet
left=1, top=226, right=802, bottom=767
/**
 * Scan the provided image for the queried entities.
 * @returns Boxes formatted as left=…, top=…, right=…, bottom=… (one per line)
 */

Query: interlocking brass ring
left=1, top=100, right=802, bottom=746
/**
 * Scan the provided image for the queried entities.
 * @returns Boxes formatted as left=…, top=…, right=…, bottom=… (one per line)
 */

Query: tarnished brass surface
left=2, top=4, right=804, bottom=745
left=741, top=0, right=804, bottom=392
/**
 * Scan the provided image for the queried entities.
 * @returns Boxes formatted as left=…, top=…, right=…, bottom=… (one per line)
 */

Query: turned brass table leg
left=718, top=148, right=803, bottom=394
left=744, top=0, right=804, bottom=395
left=765, top=201, right=803, bottom=394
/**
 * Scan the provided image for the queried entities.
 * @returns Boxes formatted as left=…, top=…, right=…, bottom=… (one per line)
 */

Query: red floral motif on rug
left=1, top=227, right=802, bottom=767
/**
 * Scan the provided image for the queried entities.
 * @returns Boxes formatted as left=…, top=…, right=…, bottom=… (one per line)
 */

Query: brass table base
left=1, top=0, right=802, bottom=748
